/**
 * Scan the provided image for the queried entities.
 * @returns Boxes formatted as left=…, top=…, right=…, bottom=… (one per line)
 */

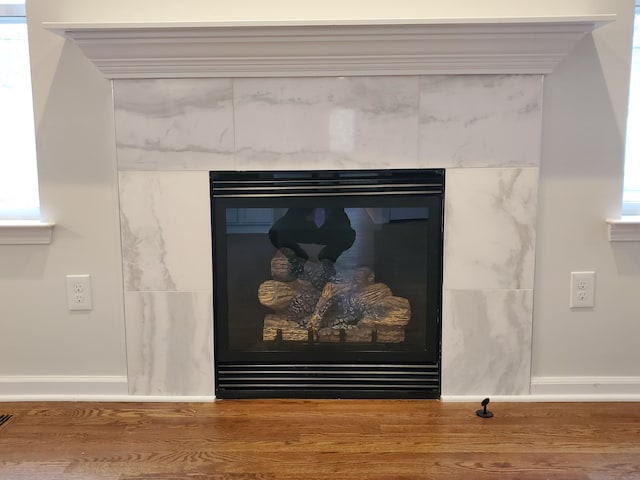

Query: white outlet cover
left=66, top=274, right=93, bottom=311
left=570, top=271, right=595, bottom=309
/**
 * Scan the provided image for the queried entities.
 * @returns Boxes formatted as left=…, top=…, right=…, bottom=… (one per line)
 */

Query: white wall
left=0, top=1, right=127, bottom=380
left=533, top=0, right=640, bottom=380
left=0, top=0, right=636, bottom=393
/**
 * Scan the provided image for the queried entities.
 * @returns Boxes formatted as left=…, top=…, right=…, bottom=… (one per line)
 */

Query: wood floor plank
left=0, top=400, right=639, bottom=479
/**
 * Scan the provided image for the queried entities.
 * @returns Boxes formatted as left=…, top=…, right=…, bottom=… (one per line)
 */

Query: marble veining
left=125, top=292, right=214, bottom=396
left=233, top=76, right=420, bottom=170
left=111, top=74, right=544, bottom=397
left=418, top=75, right=543, bottom=168
left=441, top=289, right=533, bottom=395
left=114, top=79, right=234, bottom=170
left=118, top=171, right=212, bottom=292
left=444, top=167, right=538, bottom=290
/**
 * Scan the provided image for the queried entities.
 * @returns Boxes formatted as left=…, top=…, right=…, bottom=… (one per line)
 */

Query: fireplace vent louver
left=217, top=363, right=439, bottom=399
left=210, top=170, right=445, bottom=198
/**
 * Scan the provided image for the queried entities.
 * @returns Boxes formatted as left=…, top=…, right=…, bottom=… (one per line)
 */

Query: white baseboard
left=0, top=394, right=216, bottom=402
left=442, top=394, right=640, bottom=402
left=442, top=376, right=640, bottom=402
left=0, top=375, right=217, bottom=402
left=531, top=375, right=640, bottom=396
left=0, top=375, right=128, bottom=397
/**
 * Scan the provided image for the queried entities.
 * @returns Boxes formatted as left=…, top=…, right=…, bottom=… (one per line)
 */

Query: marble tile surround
left=118, top=171, right=213, bottom=292
left=124, top=291, right=213, bottom=396
left=442, top=290, right=533, bottom=395
left=114, top=74, right=543, bottom=397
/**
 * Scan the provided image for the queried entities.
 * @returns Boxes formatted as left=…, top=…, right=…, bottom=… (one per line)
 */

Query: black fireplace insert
left=210, top=169, right=444, bottom=398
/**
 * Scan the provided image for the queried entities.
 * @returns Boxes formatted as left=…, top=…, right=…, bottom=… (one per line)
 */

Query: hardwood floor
left=1, top=400, right=640, bottom=479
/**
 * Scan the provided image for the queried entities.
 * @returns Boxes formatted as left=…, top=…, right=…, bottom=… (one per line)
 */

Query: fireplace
left=211, top=170, right=444, bottom=398
left=48, top=16, right=608, bottom=398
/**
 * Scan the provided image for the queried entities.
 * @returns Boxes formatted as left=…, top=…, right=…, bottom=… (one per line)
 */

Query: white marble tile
left=126, top=292, right=214, bottom=396
left=119, top=171, right=212, bottom=292
left=444, top=167, right=538, bottom=290
left=441, top=289, right=532, bottom=396
left=110, top=74, right=548, bottom=398
left=233, top=76, right=420, bottom=170
left=418, top=75, right=543, bottom=168
left=114, top=79, right=235, bottom=170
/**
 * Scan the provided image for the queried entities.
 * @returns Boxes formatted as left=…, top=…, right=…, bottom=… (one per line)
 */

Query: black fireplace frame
left=210, top=169, right=445, bottom=399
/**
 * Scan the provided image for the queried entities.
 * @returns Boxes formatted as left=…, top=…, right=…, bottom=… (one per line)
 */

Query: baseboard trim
left=531, top=376, right=640, bottom=395
left=0, top=375, right=128, bottom=396
left=442, top=376, right=640, bottom=403
left=0, top=375, right=218, bottom=402
left=0, top=394, right=216, bottom=402
left=442, top=394, right=640, bottom=402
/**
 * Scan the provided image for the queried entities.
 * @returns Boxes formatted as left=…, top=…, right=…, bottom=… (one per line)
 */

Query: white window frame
left=0, top=2, right=54, bottom=244
left=606, top=2, right=640, bottom=241
left=622, top=2, right=640, bottom=217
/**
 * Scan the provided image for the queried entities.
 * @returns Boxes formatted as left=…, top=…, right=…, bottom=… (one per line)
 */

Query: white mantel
left=45, top=16, right=612, bottom=78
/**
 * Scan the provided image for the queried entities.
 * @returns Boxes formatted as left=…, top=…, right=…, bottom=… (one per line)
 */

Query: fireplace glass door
left=211, top=170, right=444, bottom=398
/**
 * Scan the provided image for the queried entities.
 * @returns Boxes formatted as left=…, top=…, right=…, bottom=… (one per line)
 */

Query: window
left=0, top=1, right=40, bottom=220
left=623, top=2, right=640, bottom=216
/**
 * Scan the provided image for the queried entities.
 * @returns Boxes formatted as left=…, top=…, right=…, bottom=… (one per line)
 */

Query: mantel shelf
left=44, top=15, right=614, bottom=78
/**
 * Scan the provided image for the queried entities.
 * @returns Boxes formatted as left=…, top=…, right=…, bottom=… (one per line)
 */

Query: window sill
left=606, top=217, right=640, bottom=242
left=0, top=220, right=55, bottom=245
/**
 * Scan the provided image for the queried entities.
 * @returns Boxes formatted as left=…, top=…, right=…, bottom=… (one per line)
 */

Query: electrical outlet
left=570, top=271, right=595, bottom=308
left=66, top=274, right=93, bottom=311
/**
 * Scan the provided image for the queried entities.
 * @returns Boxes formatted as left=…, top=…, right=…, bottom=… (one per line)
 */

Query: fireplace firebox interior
left=211, top=169, right=445, bottom=398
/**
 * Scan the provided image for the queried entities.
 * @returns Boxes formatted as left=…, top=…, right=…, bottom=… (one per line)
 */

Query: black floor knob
left=476, top=397, right=493, bottom=418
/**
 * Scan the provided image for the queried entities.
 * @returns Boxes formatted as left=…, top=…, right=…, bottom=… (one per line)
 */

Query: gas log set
left=259, top=248, right=411, bottom=344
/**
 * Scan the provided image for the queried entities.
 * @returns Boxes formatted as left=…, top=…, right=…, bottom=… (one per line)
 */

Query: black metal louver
left=211, top=169, right=444, bottom=198
left=217, top=363, right=440, bottom=399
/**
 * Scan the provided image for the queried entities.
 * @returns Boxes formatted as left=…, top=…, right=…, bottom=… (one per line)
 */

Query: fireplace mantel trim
left=45, top=16, right=613, bottom=79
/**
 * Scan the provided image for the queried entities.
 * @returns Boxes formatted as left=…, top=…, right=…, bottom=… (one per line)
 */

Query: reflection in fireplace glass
left=228, top=206, right=429, bottom=348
